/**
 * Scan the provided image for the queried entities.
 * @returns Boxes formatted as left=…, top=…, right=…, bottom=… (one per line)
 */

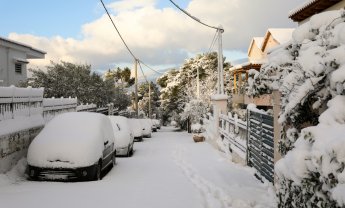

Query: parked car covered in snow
left=128, top=119, right=144, bottom=142
left=27, top=112, right=116, bottom=181
left=151, top=119, right=157, bottom=132
left=139, top=119, right=152, bottom=138
left=153, top=119, right=161, bottom=130
left=109, top=116, right=134, bottom=157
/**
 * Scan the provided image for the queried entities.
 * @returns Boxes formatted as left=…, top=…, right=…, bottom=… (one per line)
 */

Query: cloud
left=108, top=0, right=156, bottom=12
left=9, top=0, right=301, bottom=74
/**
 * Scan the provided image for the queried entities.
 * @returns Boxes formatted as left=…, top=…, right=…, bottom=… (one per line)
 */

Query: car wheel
left=112, top=152, right=116, bottom=166
left=130, top=144, right=134, bottom=156
left=126, top=146, right=131, bottom=157
left=94, top=162, right=102, bottom=181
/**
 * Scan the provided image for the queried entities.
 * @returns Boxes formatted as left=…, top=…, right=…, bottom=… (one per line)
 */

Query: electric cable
left=168, top=0, right=220, bottom=30
left=100, top=0, right=137, bottom=60
left=139, top=60, right=164, bottom=75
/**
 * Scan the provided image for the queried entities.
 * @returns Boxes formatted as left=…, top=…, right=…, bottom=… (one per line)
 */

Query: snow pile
left=246, top=9, right=345, bottom=207
left=0, top=114, right=44, bottom=136
left=27, top=112, right=115, bottom=168
left=0, top=158, right=27, bottom=186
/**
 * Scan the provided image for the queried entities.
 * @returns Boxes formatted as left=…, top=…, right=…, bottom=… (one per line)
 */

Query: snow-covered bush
left=191, top=123, right=204, bottom=134
left=276, top=96, right=345, bottom=208
left=180, top=99, right=208, bottom=124
left=246, top=9, right=345, bottom=207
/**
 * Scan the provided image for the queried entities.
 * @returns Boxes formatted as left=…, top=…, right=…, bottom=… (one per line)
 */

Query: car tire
left=130, top=144, right=134, bottom=156
left=112, top=152, right=116, bottom=166
left=94, top=162, right=102, bottom=181
left=126, top=146, right=131, bottom=157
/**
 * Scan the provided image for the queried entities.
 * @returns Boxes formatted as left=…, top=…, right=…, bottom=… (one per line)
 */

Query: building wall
left=0, top=47, right=7, bottom=86
left=263, top=35, right=279, bottom=54
left=0, top=45, right=28, bottom=86
left=299, top=1, right=345, bottom=25
left=248, top=44, right=264, bottom=62
left=8, top=48, right=27, bottom=86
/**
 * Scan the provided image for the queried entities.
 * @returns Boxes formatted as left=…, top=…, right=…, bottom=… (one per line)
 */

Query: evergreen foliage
left=245, top=10, right=345, bottom=207
left=157, top=52, right=230, bottom=125
left=21, top=61, right=113, bottom=107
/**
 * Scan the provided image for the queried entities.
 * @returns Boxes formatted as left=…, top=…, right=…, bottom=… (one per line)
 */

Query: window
left=15, top=63, right=22, bottom=74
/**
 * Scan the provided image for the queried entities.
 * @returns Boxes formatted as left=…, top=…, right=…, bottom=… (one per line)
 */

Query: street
left=0, top=127, right=275, bottom=208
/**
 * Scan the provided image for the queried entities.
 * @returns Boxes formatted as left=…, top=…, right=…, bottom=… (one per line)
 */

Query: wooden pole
left=134, top=59, right=139, bottom=118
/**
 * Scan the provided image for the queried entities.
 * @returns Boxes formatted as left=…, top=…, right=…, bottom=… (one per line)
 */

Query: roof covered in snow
left=289, top=0, right=342, bottom=22
left=261, top=29, right=294, bottom=51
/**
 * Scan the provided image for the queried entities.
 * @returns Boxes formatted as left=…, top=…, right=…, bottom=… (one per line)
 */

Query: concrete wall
left=0, top=46, right=27, bottom=86
left=0, top=127, right=43, bottom=173
left=0, top=47, right=7, bottom=86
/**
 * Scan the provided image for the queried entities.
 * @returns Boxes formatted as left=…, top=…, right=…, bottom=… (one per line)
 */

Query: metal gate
left=247, top=110, right=274, bottom=183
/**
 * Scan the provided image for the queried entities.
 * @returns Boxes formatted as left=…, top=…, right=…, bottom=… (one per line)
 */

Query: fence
left=0, top=87, right=44, bottom=122
left=247, top=109, right=274, bottom=183
left=204, top=107, right=275, bottom=183
left=43, top=97, right=77, bottom=123
left=219, top=113, right=247, bottom=164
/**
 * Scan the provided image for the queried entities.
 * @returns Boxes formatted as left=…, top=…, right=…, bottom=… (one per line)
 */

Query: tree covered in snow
left=21, top=61, right=114, bottom=107
left=157, top=52, right=230, bottom=125
left=104, top=67, right=135, bottom=88
left=247, top=9, right=345, bottom=207
left=137, top=81, right=160, bottom=118
left=180, top=99, right=208, bottom=124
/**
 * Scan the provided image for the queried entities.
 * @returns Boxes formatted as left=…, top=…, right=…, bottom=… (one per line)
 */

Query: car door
left=102, top=139, right=114, bottom=169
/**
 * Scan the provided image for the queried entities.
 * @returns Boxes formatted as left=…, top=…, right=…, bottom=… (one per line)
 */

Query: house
left=289, top=0, right=345, bottom=24
left=0, top=36, right=46, bottom=86
left=230, top=28, right=294, bottom=108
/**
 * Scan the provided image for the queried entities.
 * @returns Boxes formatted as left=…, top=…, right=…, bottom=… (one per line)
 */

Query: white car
left=139, top=119, right=152, bottom=138
left=128, top=119, right=144, bottom=142
left=109, top=116, right=134, bottom=157
left=154, top=119, right=161, bottom=129
left=27, top=112, right=116, bottom=181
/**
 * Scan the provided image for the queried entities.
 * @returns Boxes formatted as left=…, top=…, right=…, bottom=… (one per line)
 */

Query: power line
left=168, top=0, right=220, bottom=30
left=138, top=61, right=149, bottom=83
left=99, top=0, right=137, bottom=60
left=208, top=30, right=218, bottom=53
left=139, top=60, right=164, bottom=75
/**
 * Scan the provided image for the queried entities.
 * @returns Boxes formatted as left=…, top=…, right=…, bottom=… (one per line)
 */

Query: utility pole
left=134, top=59, right=139, bottom=118
left=217, top=26, right=225, bottom=95
left=149, top=81, right=151, bottom=119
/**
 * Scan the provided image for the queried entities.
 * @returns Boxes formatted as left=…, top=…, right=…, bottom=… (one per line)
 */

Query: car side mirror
left=104, top=141, right=109, bottom=146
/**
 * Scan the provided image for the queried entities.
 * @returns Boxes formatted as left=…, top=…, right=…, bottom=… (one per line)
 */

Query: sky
left=0, top=0, right=304, bottom=78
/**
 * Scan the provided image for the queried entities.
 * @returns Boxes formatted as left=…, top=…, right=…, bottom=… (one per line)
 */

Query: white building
left=0, top=36, right=46, bottom=86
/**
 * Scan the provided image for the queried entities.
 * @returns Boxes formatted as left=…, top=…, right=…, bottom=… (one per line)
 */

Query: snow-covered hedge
left=246, top=9, right=345, bottom=207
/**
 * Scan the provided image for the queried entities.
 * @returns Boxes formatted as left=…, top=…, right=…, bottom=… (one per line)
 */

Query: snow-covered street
left=0, top=127, right=274, bottom=208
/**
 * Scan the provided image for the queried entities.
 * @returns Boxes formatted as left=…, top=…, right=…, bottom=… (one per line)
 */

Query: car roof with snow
left=27, top=112, right=114, bottom=168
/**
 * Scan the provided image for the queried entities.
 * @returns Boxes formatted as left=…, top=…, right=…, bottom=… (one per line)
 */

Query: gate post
left=272, top=90, right=282, bottom=163
left=211, top=94, right=228, bottom=140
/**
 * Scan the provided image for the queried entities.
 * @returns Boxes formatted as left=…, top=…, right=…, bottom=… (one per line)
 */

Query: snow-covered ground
left=0, top=127, right=275, bottom=208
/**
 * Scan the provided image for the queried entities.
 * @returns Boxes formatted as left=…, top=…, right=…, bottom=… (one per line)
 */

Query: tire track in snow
left=172, top=145, right=262, bottom=208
